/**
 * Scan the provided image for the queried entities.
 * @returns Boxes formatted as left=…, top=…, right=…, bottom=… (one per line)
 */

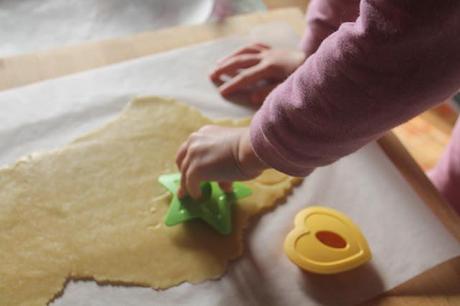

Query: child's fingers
left=178, top=150, right=202, bottom=200
left=254, top=43, right=270, bottom=49
left=216, top=47, right=259, bottom=65
left=218, top=181, right=233, bottom=193
left=175, top=140, right=189, bottom=170
left=177, top=185, right=186, bottom=199
left=210, top=54, right=261, bottom=82
left=216, top=43, right=269, bottom=65
left=219, top=65, right=272, bottom=96
left=185, top=170, right=202, bottom=199
left=178, top=145, right=193, bottom=195
left=250, top=83, right=279, bottom=106
left=178, top=173, right=187, bottom=198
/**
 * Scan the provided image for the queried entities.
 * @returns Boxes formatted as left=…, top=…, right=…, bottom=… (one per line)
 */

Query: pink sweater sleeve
left=300, top=0, right=360, bottom=57
left=250, top=0, right=460, bottom=177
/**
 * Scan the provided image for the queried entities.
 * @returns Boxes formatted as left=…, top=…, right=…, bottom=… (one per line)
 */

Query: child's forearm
left=251, top=0, right=460, bottom=177
left=300, top=0, right=360, bottom=58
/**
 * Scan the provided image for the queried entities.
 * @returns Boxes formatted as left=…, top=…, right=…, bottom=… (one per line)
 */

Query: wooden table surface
left=0, top=7, right=458, bottom=306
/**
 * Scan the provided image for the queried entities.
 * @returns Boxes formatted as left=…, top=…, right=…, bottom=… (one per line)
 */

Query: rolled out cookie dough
left=0, top=97, right=300, bottom=306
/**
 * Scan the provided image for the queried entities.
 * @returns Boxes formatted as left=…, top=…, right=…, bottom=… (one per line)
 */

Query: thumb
left=218, top=181, right=233, bottom=193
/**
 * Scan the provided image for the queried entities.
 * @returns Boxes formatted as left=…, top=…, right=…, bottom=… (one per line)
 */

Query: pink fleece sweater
left=249, top=0, right=460, bottom=208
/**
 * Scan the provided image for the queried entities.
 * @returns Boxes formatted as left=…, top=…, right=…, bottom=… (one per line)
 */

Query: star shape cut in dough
left=158, top=173, right=252, bottom=235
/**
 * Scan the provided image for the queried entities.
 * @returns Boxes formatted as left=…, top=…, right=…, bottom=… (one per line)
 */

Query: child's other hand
left=175, top=126, right=266, bottom=199
left=209, top=43, right=306, bottom=105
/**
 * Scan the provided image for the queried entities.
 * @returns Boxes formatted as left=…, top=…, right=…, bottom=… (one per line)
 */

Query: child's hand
left=175, top=126, right=267, bottom=199
left=209, top=43, right=306, bottom=105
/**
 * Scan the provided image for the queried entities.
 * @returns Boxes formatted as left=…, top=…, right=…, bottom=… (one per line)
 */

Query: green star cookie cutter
left=158, top=173, right=252, bottom=235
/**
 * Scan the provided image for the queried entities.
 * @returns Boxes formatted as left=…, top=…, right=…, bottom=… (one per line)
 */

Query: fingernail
left=219, top=87, right=230, bottom=96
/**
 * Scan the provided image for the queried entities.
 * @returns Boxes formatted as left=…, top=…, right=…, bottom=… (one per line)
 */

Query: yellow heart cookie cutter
left=284, top=206, right=372, bottom=274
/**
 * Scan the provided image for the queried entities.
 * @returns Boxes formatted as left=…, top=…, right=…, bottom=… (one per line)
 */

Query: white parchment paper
left=0, top=23, right=458, bottom=306
left=0, top=0, right=265, bottom=57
